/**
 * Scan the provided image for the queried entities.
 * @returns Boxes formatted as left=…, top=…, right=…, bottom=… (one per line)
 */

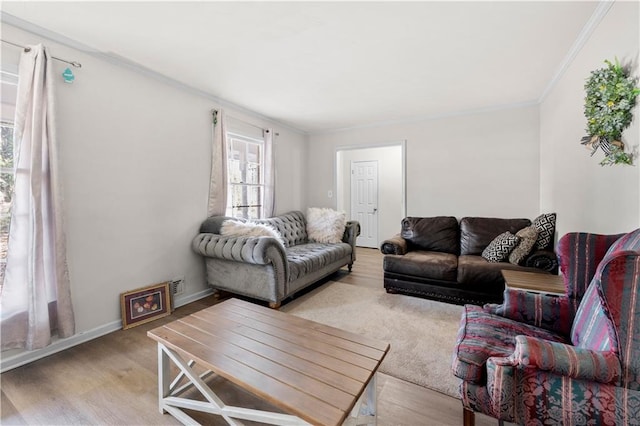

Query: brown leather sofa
left=380, top=216, right=558, bottom=306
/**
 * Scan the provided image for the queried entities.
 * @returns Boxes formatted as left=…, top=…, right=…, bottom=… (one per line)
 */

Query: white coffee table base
left=157, top=343, right=378, bottom=426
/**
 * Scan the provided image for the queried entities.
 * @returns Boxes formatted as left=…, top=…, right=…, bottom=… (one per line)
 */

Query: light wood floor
left=0, top=248, right=499, bottom=425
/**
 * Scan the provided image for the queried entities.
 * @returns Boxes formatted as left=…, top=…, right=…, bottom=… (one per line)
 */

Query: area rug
left=282, top=282, right=463, bottom=398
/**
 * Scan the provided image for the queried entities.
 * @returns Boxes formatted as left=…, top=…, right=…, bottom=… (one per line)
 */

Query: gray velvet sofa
left=192, top=211, right=359, bottom=308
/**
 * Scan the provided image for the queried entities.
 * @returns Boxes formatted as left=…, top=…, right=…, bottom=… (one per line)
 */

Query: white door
left=351, top=160, right=378, bottom=248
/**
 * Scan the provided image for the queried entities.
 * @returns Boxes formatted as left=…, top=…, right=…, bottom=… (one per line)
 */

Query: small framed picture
left=121, top=282, right=171, bottom=330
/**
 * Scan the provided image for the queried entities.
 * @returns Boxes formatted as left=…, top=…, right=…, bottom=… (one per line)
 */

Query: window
left=1, top=72, right=17, bottom=289
left=226, top=132, right=265, bottom=219
left=0, top=121, right=14, bottom=285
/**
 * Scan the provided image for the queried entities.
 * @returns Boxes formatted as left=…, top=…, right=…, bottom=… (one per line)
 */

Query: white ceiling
left=2, top=1, right=600, bottom=133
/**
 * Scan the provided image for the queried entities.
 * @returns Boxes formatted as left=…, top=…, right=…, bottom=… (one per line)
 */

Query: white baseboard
left=173, top=287, right=214, bottom=308
left=0, top=320, right=122, bottom=373
left=0, top=288, right=214, bottom=373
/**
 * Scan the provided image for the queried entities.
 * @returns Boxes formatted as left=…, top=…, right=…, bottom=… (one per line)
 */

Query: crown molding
left=0, top=12, right=308, bottom=136
left=537, top=0, right=615, bottom=103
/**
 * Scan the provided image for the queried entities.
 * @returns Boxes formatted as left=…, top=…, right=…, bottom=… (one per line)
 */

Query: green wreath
left=581, top=59, right=639, bottom=166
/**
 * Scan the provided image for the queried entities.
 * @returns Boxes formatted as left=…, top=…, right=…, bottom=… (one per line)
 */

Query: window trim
left=225, top=131, right=266, bottom=219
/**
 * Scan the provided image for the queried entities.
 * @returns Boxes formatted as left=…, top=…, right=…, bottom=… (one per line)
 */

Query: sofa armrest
left=380, top=234, right=408, bottom=255
left=192, top=233, right=287, bottom=267
left=342, top=221, right=360, bottom=265
left=524, top=249, right=558, bottom=273
left=343, top=221, right=360, bottom=244
left=512, top=335, right=621, bottom=384
left=488, top=288, right=574, bottom=336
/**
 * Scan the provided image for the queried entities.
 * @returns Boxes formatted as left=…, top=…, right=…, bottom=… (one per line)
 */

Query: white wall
left=309, top=105, right=541, bottom=223
left=1, top=25, right=308, bottom=339
left=337, top=145, right=404, bottom=244
left=540, top=1, right=640, bottom=237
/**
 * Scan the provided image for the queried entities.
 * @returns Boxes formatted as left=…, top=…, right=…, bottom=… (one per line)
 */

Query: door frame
left=335, top=140, right=407, bottom=240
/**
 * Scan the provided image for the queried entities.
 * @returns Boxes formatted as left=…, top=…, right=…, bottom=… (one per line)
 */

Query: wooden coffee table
left=502, top=269, right=565, bottom=296
left=147, top=298, right=390, bottom=426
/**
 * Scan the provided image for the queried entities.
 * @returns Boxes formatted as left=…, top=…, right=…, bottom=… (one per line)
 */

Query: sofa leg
left=386, top=288, right=398, bottom=294
left=268, top=301, right=281, bottom=310
left=348, top=263, right=353, bottom=272
left=463, top=408, right=475, bottom=426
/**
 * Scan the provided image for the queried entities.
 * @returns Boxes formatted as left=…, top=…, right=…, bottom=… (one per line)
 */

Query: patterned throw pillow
left=508, top=226, right=539, bottom=265
left=482, top=232, right=521, bottom=262
left=533, top=213, right=556, bottom=250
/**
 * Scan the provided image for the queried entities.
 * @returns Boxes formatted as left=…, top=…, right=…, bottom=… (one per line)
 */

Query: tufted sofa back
left=255, top=211, right=308, bottom=247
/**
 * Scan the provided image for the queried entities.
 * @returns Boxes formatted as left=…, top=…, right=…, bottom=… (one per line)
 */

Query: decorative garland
left=581, top=59, right=639, bottom=166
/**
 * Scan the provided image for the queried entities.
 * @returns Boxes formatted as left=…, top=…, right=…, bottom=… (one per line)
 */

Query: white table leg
left=155, top=343, right=310, bottom=426
left=158, top=344, right=171, bottom=414
left=344, top=373, right=377, bottom=426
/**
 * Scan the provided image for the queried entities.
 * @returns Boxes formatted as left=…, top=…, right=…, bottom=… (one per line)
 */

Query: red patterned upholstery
left=487, top=231, right=626, bottom=336
left=451, top=305, right=567, bottom=383
left=452, top=228, right=640, bottom=425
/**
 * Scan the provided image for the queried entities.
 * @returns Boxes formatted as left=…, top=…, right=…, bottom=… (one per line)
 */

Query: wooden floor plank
left=149, top=326, right=346, bottom=426
left=174, top=315, right=363, bottom=396
left=0, top=390, right=26, bottom=425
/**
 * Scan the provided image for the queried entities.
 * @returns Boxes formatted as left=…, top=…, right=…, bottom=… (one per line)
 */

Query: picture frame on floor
left=121, top=282, right=172, bottom=329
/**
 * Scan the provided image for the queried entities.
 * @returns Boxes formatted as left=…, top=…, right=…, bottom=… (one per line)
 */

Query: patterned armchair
left=451, top=228, right=640, bottom=425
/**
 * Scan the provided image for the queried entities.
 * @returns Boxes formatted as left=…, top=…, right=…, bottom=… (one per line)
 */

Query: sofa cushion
left=452, top=305, right=568, bottom=383
left=457, top=255, right=546, bottom=286
left=509, top=226, right=539, bottom=265
left=384, top=250, right=458, bottom=281
left=460, top=217, right=531, bottom=256
left=481, top=232, right=520, bottom=262
left=401, top=216, right=459, bottom=254
left=286, top=242, right=352, bottom=282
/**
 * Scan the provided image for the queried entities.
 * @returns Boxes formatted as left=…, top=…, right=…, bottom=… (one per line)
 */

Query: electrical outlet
left=170, top=277, right=185, bottom=295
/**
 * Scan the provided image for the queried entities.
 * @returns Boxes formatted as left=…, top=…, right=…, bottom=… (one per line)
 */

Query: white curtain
left=207, top=109, right=228, bottom=216
left=1, top=44, right=75, bottom=350
left=263, top=129, right=276, bottom=217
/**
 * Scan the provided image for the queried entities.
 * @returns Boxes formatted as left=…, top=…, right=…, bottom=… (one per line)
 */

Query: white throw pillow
left=220, top=220, right=285, bottom=246
left=306, top=208, right=347, bottom=244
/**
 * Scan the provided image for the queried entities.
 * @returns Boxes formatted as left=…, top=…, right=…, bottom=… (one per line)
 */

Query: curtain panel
left=1, top=44, right=75, bottom=351
left=263, top=129, right=276, bottom=218
left=207, top=109, right=228, bottom=217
